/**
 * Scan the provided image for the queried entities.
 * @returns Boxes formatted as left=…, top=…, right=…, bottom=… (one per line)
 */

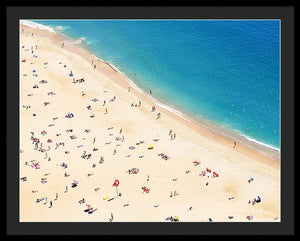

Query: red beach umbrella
left=113, top=179, right=120, bottom=196
left=113, top=179, right=119, bottom=187
left=206, top=168, right=211, bottom=173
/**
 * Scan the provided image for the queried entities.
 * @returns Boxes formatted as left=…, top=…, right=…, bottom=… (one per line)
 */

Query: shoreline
left=20, top=22, right=280, bottom=166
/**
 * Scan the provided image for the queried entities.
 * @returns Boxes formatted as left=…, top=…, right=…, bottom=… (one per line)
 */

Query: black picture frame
left=6, top=6, right=294, bottom=235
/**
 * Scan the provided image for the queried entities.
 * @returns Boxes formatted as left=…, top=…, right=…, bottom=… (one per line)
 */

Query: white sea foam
left=20, top=20, right=56, bottom=33
left=53, top=25, right=69, bottom=32
left=155, top=102, right=193, bottom=122
left=66, top=36, right=87, bottom=45
left=239, top=133, right=280, bottom=152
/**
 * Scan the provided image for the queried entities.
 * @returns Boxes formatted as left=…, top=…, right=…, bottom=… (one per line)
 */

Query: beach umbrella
left=113, top=179, right=120, bottom=196
left=113, top=179, right=119, bottom=187
left=73, top=180, right=78, bottom=185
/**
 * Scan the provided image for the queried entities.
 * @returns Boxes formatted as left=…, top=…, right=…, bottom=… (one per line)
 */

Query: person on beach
left=61, top=42, right=64, bottom=48
left=248, top=177, right=254, bottom=183
left=84, top=204, right=92, bottom=212
left=20, top=177, right=27, bottom=182
left=128, top=87, right=131, bottom=92
left=55, top=193, right=58, bottom=200
left=99, top=156, right=104, bottom=164
left=233, top=141, right=236, bottom=148
left=64, top=186, right=68, bottom=193
left=88, top=208, right=98, bottom=214
left=49, top=200, right=53, bottom=208
left=251, top=196, right=261, bottom=205
left=109, top=213, right=114, bottom=222
left=150, top=90, right=152, bottom=95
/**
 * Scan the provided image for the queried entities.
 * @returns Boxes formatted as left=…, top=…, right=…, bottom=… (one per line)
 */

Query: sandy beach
left=19, top=23, right=280, bottom=222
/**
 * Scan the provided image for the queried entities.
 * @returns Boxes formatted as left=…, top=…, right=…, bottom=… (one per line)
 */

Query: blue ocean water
left=31, top=20, right=280, bottom=149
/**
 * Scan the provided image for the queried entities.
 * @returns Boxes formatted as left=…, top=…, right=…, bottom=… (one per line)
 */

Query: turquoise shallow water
left=29, top=20, right=280, bottom=149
